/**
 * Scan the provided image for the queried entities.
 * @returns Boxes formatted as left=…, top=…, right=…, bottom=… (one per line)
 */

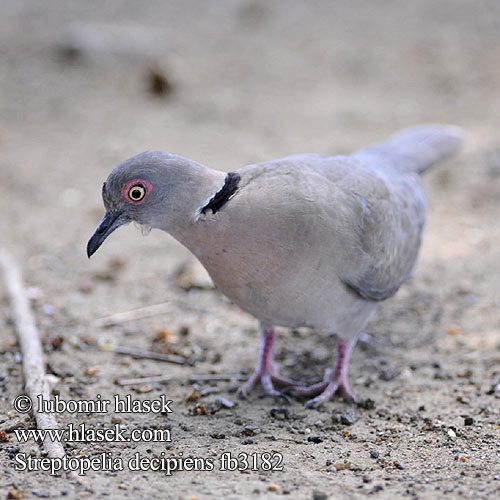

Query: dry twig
left=115, top=372, right=248, bottom=386
left=103, top=344, right=192, bottom=365
left=0, top=248, right=65, bottom=460
left=188, top=374, right=249, bottom=382
left=95, top=302, right=174, bottom=327
left=115, top=374, right=177, bottom=386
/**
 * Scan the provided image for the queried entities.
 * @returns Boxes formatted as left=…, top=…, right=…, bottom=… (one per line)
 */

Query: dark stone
left=312, top=490, right=327, bottom=500
left=307, top=435, right=323, bottom=443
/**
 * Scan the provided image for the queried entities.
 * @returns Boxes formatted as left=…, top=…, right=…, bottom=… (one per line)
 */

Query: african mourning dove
left=88, top=125, right=463, bottom=407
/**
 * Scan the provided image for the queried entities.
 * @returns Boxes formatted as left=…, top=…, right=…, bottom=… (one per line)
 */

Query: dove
left=87, top=125, right=463, bottom=407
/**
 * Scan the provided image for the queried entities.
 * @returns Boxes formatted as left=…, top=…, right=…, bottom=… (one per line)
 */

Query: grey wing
left=238, top=154, right=427, bottom=302
left=339, top=169, right=427, bottom=301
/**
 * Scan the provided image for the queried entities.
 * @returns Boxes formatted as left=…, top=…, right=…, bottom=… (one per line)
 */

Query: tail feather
left=355, top=125, right=464, bottom=174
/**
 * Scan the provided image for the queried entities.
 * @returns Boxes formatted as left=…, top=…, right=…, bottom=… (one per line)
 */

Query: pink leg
left=237, top=324, right=301, bottom=400
left=293, top=338, right=356, bottom=408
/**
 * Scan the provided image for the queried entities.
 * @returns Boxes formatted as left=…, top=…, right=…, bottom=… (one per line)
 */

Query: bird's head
left=87, top=151, right=217, bottom=258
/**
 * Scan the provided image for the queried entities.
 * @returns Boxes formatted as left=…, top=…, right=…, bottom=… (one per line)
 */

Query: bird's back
left=234, top=125, right=463, bottom=301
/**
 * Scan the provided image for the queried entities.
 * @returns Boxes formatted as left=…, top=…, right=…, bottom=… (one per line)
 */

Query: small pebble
left=7, top=490, right=24, bottom=500
left=84, top=366, right=100, bottom=377
left=332, top=409, right=356, bottom=425
left=464, top=416, right=474, bottom=426
left=214, top=396, right=235, bottom=408
left=31, top=492, right=49, bottom=499
left=379, top=368, right=397, bottom=381
left=243, top=425, right=261, bottom=436
left=43, top=304, right=54, bottom=316
left=210, top=432, right=226, bottom=439
left=270, top=408, right=290, bottom=420
left=334, top=462, right=352, bottom=471
left=370, top=450, right=379, bottom=459
left=357, top=398, right=375, bottom=410
left=307, top=435, right=323, bottom=443
left=312, top=490, right=327, bottom=500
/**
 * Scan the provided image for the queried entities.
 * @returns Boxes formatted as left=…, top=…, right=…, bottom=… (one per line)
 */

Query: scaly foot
left=237, top=324, right=302, bottom=401
left=292, top=338, right=356, bottom=408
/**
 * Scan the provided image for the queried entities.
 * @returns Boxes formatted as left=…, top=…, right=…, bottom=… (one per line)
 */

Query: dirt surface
left=1, top=1, right=499, bottom=499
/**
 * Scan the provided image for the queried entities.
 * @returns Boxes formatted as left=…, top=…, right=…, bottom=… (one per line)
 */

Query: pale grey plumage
left=88, top=125, right=463, bottom=407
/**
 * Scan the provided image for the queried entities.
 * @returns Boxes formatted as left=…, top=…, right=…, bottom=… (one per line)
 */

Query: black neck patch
left=200, top=172, right=241, bottom=215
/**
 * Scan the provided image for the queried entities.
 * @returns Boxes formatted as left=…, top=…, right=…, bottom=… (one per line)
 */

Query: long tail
left=354, top=125, right=464, bottom=174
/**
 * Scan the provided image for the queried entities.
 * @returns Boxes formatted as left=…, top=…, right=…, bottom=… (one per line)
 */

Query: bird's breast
left=181, top=207, right=371, bottom=333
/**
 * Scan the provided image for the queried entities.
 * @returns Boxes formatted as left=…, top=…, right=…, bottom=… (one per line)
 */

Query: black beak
left=87, top=211, right=127, bottom=258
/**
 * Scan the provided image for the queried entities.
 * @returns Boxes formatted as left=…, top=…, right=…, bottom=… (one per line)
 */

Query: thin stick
left=0, top=249, right=65, bottom=460
left=105, top=345, right=192, bottom=365
left=115, top=373, right=249, bottom=386
left=95, top=302, right=174, bottom=327
left=116, top=374, right=177, bottom=386
left=188, top=374, right=249, bottom=382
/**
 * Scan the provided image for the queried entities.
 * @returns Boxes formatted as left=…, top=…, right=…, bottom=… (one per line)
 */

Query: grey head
left=87, top=151, right=218, bottom=258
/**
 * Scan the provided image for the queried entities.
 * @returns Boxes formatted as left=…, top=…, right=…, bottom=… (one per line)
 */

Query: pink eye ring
left=121, top=179, right=152, bottom=205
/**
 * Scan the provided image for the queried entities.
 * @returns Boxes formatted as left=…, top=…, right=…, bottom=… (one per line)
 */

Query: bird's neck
left=160, top=166, right=227, bottom=250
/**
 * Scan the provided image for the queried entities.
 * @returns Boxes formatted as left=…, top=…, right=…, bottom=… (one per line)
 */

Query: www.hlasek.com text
left=14, top=422, right=172, bottom=444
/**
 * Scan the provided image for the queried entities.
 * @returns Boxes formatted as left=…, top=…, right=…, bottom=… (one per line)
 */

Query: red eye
left=121, top=179, right=152, bottom=205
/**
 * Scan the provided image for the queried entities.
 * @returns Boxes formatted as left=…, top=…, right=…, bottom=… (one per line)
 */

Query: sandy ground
left=1, top=1, right=499, bottom=499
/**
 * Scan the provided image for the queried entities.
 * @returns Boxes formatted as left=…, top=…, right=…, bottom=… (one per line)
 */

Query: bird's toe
left=270, top=373, right=305, bottom=388
left=301, top=379, right=357, bottom=408
left=291, top=381, right=329, bottom=398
